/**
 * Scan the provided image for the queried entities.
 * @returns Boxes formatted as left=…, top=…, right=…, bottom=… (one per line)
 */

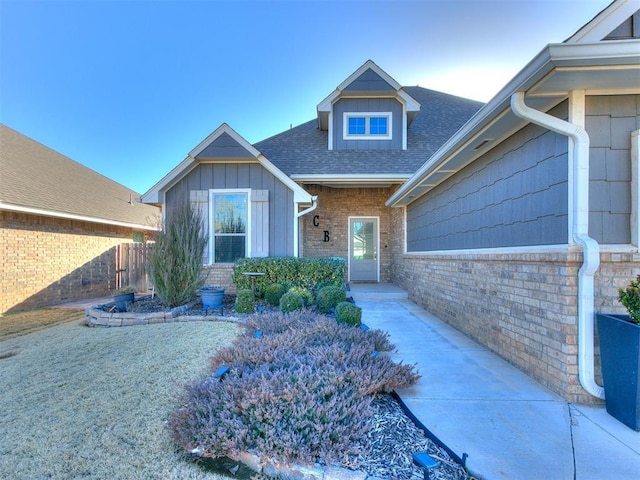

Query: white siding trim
left=631, top=129, right=639, bottom=248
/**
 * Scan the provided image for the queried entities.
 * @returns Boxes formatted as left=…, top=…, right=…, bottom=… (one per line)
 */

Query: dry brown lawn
left=0, top=307, right=85, bottom=341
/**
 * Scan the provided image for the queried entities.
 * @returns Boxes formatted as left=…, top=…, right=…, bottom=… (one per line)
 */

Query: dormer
left=316, top=60, right=420, bottom=151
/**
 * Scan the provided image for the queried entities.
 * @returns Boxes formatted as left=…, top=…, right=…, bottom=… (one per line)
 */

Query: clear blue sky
left=1, top=0, right=612, bottom=195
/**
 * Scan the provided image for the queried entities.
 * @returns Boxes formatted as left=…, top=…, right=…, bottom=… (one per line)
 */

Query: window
left=344, top=112, right=392, bottom=140
left=210, top=191, right=248, bottom=263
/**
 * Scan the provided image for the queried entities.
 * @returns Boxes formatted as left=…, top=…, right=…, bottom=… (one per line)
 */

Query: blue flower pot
left=200, top=287, right=225, bottom=311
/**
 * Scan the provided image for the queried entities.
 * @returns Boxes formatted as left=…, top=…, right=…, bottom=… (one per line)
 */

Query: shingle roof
left=254, top=86, right=483, bottom=176
left=0, top=124, right=159, bottom=229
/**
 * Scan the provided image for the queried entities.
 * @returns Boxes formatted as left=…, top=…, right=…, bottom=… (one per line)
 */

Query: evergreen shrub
left=264, top=283, right=286, bottom=306
left=148, top=203, right=207, bottom=307
left=279, top=291, right=304, bottom=313
left=288, top=286, right=314, bottom=306
left=235, top=289, right=256, bottom=314
left=170, top=312, right=419, bottom=466
left=232, top=257, right=346, bottom=293
left=317, top=285, right=346, bottom=313
left=335, top=302, right=362, bottom=327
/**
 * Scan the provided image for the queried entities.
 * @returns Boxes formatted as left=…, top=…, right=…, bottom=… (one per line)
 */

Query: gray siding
left=407, top=103, right=570, bottom=251
left=333, top=97, right=403, bottom=151
left=166, top=163, right=295, bottom=256
left=343, top=68, right=395, bottom=92
left=196, top=132, right=255, bottom=159
left=586, top=94, right=639, bottom=244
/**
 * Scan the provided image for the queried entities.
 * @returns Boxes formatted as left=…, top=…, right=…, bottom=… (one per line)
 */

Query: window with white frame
left=210, top=190, right=249, bottom=263
left=343, top=112, right=392, bottom=140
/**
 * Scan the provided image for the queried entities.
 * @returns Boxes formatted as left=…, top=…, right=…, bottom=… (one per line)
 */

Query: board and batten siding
left=407, top=103, right=570, bottom=252
left=165, top=162, right=295, bottom=257
left=586, top=94, right=639, bottom=244
left=332, top=97, right=403, bottom=151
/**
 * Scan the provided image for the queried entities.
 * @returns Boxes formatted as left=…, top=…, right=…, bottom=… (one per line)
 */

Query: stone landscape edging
left=84, top=302, right=378, bottom=480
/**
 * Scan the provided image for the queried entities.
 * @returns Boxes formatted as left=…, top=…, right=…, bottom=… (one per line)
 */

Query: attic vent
left=473, top=138, right=493, bottom=151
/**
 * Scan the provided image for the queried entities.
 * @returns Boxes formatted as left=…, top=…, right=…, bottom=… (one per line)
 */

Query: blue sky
left=1, top=0, right=613, bottom=194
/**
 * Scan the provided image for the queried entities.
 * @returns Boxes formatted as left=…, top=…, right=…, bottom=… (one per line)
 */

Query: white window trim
left=343, top=112, right=392, bottom=140
left=209, top=189, right=251, bottom=264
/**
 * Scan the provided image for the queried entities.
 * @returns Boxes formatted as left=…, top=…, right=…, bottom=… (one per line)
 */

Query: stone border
left=85, top=301, right=242, bottom=327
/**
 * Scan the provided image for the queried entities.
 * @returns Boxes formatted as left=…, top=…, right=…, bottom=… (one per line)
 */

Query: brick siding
left=1, top=211, right=141, bottom=313
left=300, top=185, right=395, bottom=281
left=390, top=207, right=640, bottom=404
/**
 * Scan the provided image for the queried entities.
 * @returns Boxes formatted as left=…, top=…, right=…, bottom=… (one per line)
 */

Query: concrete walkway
left=350, top=283, right=640, bottom=480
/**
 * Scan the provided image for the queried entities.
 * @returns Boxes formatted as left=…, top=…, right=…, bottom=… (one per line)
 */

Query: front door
left=349, top=217, right=379, bottom=282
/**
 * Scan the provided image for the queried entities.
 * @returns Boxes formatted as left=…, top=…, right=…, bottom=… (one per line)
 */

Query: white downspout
left=293, top=196, right=318, bottom=257
left=511, top=92, right=604, bottom=399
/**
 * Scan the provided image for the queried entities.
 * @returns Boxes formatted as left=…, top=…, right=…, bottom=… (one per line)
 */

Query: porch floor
left=349, top=282, right=640, bottom=480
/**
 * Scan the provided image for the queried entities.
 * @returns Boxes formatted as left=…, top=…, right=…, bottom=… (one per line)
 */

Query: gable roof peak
left=565, top=0, right=639, bottom=43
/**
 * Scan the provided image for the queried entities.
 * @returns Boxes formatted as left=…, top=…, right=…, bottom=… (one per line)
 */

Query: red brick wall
left=1, top=211, right=138, bottom=313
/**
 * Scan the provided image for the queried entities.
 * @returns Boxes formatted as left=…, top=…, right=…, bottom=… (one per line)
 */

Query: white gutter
left=293, top=196, right=318, bottom=257
left=510, top=92, right=604, bottom=399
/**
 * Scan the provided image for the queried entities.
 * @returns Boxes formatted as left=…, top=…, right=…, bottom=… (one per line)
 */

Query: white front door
left=349, top=217, right=379, bottom=282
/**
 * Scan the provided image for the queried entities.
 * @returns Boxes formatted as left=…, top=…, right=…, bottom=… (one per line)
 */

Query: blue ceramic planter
left=596, top=313, right=640, bottom=431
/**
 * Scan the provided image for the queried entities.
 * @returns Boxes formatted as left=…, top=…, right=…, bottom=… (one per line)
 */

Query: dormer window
left=343, top=112, right=392, bottom=140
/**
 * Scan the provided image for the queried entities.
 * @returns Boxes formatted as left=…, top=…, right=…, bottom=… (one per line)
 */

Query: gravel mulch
left=1, top=302, right=470, bottom=480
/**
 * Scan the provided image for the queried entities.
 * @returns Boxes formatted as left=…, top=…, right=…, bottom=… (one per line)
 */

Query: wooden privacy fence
left=115, top=242, right=153, bottom=292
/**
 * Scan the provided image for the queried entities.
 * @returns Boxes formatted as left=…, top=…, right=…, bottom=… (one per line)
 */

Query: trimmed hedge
left=317, top=285, right=347, bottom=314
left=233, top=257, right=346, bottom=295
left=264, top=283, right=286, bottom=306
left=235, top=289, right=256, bottom=314
left=279, top=291, right=304, bottom=313
left=335, top=302, right=362, bottom=327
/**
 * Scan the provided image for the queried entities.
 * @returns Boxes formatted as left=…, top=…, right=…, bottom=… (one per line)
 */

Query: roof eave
left=387, top=40, right=640, bottom=207
left=0, top=202, right=161, bottom=231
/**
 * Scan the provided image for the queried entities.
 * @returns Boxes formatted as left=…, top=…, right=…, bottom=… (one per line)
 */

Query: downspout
left=510, top=92, right=604, bottom=399
left=293, top=196, right=318, bottom=257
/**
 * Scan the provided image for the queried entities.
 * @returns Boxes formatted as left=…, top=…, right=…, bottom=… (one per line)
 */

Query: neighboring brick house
left=141, top=0, right=639, bottom=404
left=388, top=0, right=640, bottom=403
left=0, top=124, right=160, bottom=313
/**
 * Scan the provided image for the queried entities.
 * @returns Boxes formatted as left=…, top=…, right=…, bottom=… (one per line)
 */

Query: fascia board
left=291, top=174, right=410, bottom=183
left=336, top=60, right=402, bottom=92
left=566, top=0, right=639, bottom=43
left=189, top=123, right=262, bottom=159
left=256, top=155, right=313, bottom=204
left=398, top=90, right=421, bottom=112
left=0, top=202, right=161, bottom=231
left=547, top=40, right=640, bottom=65
left=140, top=155, right=196, bottom=204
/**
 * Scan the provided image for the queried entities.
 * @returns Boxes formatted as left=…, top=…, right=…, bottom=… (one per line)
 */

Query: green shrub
left=170, top=312, right=419, bottom=466
left=288, top=286, right=314, bottom=306
left=264, top=283, right=286, bottom=306
left=316, top=285, right=346, bottom=313
left=619, top=274, right=640, bottom=324
left=279, top=291, right=304, bottom=313
left=232, top=257, right=346, bottom=293
left=335, top=302, right=362, bottom=327
left=234, top=289, right=255, bottom=314
left=148, top=203, right=207, bottom=307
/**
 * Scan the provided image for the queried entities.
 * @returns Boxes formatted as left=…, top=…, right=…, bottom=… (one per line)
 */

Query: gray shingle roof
left=0, top=124, right=159, bottom=229
left=254, top=87, right=483, bottom=176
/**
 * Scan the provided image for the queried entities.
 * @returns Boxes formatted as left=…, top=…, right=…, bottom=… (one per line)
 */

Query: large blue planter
left=200, top=286, right=225, bottom=312
left=113, top=292, right=134, bottom=312
left=596, top=313, right=640, bottom=431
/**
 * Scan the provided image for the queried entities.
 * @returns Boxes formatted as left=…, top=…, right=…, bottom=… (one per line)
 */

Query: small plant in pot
left=596, top=274, right=640, bottom=431
left=112, top=286, right=135, bottom=312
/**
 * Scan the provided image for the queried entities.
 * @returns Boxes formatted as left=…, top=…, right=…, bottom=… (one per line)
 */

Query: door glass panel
left=352, top=220, right=374, bottom=260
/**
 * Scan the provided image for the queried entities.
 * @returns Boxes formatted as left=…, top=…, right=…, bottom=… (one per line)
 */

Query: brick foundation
left=390, top=207, right=640, bottom=403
